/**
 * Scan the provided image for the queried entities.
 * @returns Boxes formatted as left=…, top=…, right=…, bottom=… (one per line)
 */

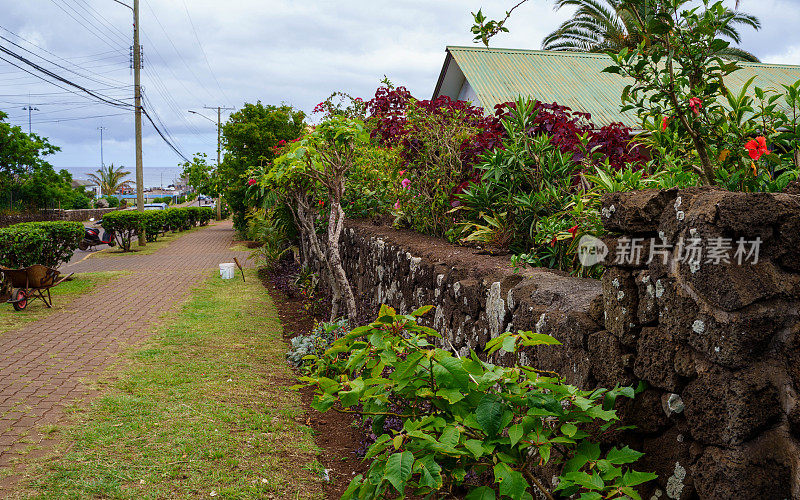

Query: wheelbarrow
left=0, top=265, right=73, bottom=311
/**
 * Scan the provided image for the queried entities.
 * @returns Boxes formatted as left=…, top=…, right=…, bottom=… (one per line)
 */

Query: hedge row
left=0, top=221, right=84, bottom=268
left=102, top=207, right=214, bottom=251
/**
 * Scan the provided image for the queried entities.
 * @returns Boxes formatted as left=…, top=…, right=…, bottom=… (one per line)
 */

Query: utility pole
left=133, top=0, right=145, bottom=245
left=22, top=103, right=39, bottom=134
left=191, top=106, right=232, bottom=220
left=97, top=126, right=107, bottom=167
left=204, top=106, right=233, bottom=221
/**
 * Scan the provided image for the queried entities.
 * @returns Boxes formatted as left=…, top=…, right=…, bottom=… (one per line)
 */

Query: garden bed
left=257, top=266, right=371, bottom=499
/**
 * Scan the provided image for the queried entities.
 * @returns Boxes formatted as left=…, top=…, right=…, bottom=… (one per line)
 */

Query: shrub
left=102, top=210, right=144, bottom=251
left=286, top=319, right=349, bottom=367
left=185, top=207, right=201, bottom=227
left=163, top=208, right=190, bottom=232
left=104, top=195, right=120, bottom=208
left=141, top=211, right=166, bottom=242
left=198, top=207, right=213, bottom=226
left=303, top=306, right=654, bottom=499
left=0, top=221, right=84, bottom=268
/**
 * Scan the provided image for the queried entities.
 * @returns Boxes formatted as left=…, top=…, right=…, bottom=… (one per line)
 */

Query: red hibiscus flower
left=277, top=140, right=286, bottom=146
left=247, top=178, right=257, bottom=186
left=688, top=97, right=703, bottom=115
left=661, top=116, right=669, bottom=131
left=744, top=136, right=769, bottom=160
left=568, top=225, right=579, bottom=238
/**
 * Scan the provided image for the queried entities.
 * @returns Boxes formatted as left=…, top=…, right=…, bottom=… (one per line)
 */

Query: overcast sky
left=2, top=0, right=800, bottom=173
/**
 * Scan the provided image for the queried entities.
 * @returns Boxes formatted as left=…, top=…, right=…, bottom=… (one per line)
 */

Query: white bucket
left=219, top=263, right=236, bottom=279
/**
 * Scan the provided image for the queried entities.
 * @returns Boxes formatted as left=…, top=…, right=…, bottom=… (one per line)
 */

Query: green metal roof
left=433, top=46, right=800, bottom=130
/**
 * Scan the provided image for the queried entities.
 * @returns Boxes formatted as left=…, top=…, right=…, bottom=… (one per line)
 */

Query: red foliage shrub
left=366, top=86, right=646, bottom=182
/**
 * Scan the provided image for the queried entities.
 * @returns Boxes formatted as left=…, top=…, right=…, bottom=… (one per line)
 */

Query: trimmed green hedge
left=198, top=207, right=213, bottom=226
left=0, top=221, right=84, bottom=268
left=164, top=208, right=190, bottom=232
left=102, top=211, right=144, bottom=251
left=142, top=211, right=166, bottom=242
left=101, top=207, right=213, bottom=251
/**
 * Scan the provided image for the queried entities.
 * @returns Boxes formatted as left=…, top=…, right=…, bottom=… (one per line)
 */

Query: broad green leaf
left=508, top=424, right=524, bottom=446
left=561, top=422, right=578, bottom=437
left=606, top=446, right=644, bottom=465
left=340, top=474, right=363, bottom=500
left=622, top=470, right=658, bottom=487
left=416, top=455, right=443, bottom=489
left=464, top=439, right=485, bottom=458
left=411, top=305, right=434, bottom=317
left=493, top=462, right=529, bottom=500
left=383, top=451, right=414, bottom=494
left=465, top=486, right=497, bottom=500
left=432, top=352, right=470, bottom=389
left=436, top=388, right=465, bottom=403
left=501, top=335, right=517, bottom=353
left=476, top=394, right=504, bottom=437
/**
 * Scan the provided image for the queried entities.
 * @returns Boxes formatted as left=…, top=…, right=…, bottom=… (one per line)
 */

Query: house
left=71, top=178, right=100, bottom=198
left=433, top=46, right=800, bottom=130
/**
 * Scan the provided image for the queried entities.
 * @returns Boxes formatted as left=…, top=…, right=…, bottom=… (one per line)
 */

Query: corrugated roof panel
left=446, top=46, right=800, bottom=130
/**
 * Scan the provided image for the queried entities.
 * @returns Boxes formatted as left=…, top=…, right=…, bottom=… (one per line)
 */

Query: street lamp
left=188, top=109, right=223, bottom=220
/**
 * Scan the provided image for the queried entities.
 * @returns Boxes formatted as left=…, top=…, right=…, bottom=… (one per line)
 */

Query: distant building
left=71, top=179, right=100, bottom=198
left=433, top=46, right=800, bottom=130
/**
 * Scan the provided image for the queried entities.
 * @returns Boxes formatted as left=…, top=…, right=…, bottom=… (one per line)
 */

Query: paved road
left=0, top=221, right=250, bottom=489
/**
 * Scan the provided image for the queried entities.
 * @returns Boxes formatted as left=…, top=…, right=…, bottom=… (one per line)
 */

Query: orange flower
left=744, top=136, right=769, bottom=160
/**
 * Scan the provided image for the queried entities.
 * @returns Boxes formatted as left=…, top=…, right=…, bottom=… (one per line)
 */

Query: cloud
left=0, top=0, right=797, bottom=173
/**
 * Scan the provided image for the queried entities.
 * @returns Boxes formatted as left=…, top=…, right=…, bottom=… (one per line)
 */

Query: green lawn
left=19, top=269, right=323, bottom=500
left=0, top=271, right=127, bottom=336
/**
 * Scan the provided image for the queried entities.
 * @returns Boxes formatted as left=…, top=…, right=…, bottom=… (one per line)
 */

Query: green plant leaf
left=466, top=486, right=497, bottom=500
left=606, top=446, right=644, bottom=465
left=622, top=470, right=658, bottom=487
left=493, top=462, right=529, bottom=500
left=508, top=424, right=524, bottom=446
left=383, top=451, right=414, bottom=494
left=476, top=394, right=504, bottom=437
left=432, top=352, right=470, bottom=389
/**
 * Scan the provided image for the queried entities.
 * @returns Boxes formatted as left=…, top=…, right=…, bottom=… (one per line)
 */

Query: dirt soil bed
left=258, top=267, right=369, bottom=499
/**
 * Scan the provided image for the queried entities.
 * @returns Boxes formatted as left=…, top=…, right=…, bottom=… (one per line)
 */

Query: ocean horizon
left=65, top=166, right=184, bottom=190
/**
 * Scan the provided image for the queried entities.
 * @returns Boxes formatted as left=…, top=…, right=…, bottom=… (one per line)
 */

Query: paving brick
left=0, top=221, right=250, bottom=490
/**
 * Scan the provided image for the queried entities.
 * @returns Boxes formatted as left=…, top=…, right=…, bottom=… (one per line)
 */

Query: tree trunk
left=327, top=200, right=358, bottom=324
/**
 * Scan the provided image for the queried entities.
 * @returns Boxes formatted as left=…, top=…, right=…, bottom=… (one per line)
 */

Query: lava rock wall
left=320, top=187, right=799, bottom=499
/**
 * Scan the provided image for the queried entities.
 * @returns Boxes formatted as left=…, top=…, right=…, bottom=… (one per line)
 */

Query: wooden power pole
left=133, top=0, right=145, bottom=245
left=204, top=105, right=233, bottom=221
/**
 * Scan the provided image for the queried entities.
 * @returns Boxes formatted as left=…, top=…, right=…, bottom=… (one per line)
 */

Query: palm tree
left=87, top=163, right=133, bottom=195
left=542, top=0, right=761, bottom=62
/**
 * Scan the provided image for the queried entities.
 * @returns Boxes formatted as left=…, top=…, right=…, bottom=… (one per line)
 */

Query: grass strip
left=20, top=269, right=323, bottom=499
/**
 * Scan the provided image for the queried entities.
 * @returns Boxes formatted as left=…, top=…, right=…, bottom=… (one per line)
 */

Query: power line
left=0, top=34, right=128, bottom=88
left=181, top=0, right=230, bottom=105
left=0, top=46, right=132, bottom=108
left=47, top=0, right=126, bottom=52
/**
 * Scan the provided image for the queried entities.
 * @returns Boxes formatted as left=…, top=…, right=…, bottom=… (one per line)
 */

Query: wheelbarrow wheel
left=12, top=289, right=27, bottom=311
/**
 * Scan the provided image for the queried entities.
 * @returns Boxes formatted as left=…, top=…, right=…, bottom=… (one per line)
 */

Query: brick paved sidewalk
left=0, top=221, right=250, bottom=489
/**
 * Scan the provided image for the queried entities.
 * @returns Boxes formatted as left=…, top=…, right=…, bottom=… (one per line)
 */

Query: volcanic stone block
left=601, top=188, right=678, bottom=234
left=692, top=440, right=792, bottom=500
left=634, top=327, right=682, bottom=392
left=586, top=330, right=634, bottom=387
left=683, top=365, right=781, bottom=447
left=602, top=268, right=639, bottom=346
